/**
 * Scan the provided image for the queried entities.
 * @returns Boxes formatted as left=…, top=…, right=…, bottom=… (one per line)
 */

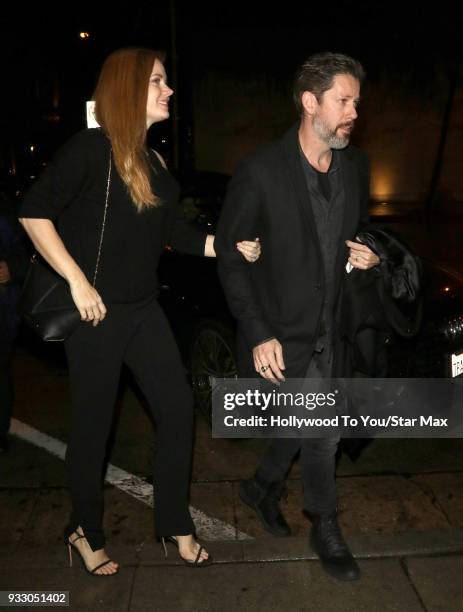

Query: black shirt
left=299, top=147, right=345, bottom=348
left=18, top=129, right=206, bottom=304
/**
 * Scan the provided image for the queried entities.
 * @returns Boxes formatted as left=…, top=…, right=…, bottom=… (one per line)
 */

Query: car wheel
left=190, top=319, right=237, bottom=424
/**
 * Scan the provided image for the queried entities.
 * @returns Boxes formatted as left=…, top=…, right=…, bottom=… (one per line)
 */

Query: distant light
left=30, top=145, right=35, bottom=153
left=30, top=175, right=36, bottom=180
left=79, top=32, right=90, bottom=39
left=371, top=168, right=395, bottom=200
left=443, top=286, right=451, bottom=293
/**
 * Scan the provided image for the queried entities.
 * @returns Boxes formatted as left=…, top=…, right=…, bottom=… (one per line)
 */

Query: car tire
left=190, top=319, right=237, bottom=425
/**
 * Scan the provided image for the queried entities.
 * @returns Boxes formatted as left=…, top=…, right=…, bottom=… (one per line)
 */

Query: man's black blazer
left=215, top=123, right=370, bottom=377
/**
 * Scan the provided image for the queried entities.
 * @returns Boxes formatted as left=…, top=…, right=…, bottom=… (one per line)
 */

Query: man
left=215, top=52, right=379, bottom=581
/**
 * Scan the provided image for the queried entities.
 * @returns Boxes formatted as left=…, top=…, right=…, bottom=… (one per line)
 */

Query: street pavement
left=1, top=343, right=463, bottom=611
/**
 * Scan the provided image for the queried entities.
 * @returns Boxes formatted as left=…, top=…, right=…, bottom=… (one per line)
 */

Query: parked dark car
left=387, top=261, right=463, bottom=378
left=158, top=171, right=236, bottom=420
left=158, top=174, right=463, bottom=423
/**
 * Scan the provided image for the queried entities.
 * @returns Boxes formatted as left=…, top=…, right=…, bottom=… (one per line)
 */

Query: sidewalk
left=1, top=347, right=463, bottom=610
left=1, top=540, right=463, bottom=611
left=2, top=434, right=463, bottom=610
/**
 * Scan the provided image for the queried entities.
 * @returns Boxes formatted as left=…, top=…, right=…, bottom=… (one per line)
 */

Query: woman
left=19, top=48, right=260, bottom=575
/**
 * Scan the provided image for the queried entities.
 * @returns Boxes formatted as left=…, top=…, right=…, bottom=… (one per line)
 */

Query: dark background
left=1, top=0, right=461, bottom=208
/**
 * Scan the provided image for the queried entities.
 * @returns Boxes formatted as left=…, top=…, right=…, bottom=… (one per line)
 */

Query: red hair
left=93, top=47, right=166, bottom=211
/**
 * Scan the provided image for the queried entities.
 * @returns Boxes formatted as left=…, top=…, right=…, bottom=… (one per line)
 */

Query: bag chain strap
left=92, top=148, right=112, bottom=287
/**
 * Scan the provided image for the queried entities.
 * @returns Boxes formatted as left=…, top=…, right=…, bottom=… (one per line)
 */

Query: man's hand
left=236, top=237, right=261, bottom=262
left=253, top=338, right=286, bottom=383
left=0, top=261, right=11, bottom=284
left=346, top=239, right=380, bottom=270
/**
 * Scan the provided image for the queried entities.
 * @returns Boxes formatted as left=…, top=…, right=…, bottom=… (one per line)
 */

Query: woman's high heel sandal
left=159, top=536, right=213, bottom=568
left=67, top=533, right=119, bottom=576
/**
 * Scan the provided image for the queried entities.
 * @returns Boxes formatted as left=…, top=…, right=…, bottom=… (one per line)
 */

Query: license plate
left=451, top=352, right=463, bottom=377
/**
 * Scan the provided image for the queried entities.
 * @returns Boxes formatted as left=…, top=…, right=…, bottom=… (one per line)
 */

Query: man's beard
left=313, top=115, right=354, bottom=149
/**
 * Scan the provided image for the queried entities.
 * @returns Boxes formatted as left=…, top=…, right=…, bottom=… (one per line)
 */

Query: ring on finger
left=261, top=365, right=269, bottom=372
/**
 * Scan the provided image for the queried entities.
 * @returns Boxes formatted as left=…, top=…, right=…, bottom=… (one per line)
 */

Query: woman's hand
left=205, top=235, right=261, bottom=261
left=237, top=237, right=261, bottom=262
left=69, top=275, right=107, bottom=326
left=18, top=218, right=108, bottom=327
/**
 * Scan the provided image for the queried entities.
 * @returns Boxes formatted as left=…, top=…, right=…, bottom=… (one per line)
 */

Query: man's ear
left=301, top=91, right=318, bottom=117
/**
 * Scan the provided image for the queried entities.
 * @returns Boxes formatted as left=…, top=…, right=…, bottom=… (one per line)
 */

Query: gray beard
left=313, top=115, right=351, bottom=150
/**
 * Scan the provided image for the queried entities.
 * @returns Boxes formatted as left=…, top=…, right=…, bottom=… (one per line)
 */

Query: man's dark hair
left=293, top=52, right=365, bottom=117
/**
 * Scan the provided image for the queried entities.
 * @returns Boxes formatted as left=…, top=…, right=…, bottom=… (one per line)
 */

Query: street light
left=79, top=32, right=90, bottom=40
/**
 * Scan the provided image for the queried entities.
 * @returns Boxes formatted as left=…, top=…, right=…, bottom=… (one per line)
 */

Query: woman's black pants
left=64, top=297, right=194, bottom=551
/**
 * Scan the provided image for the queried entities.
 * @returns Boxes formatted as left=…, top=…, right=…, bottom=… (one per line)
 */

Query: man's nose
left=349, top=104, right=358, bottom=120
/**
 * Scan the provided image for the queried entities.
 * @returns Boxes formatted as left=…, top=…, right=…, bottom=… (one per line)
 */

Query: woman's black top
left=18, top=128, right=206, bottom=304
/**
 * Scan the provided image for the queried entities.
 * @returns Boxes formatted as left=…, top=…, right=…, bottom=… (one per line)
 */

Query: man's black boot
left=309, top=511, right=360, bottom=581
left=239, top=476, right=291, bottom=537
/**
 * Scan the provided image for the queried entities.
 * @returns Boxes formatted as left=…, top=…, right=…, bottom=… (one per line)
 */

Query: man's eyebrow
left=150, top=72, right=165, bottom=78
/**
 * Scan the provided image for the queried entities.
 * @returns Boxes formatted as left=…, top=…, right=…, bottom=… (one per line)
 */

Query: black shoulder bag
left=18, top=149, right=112, bottom=342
